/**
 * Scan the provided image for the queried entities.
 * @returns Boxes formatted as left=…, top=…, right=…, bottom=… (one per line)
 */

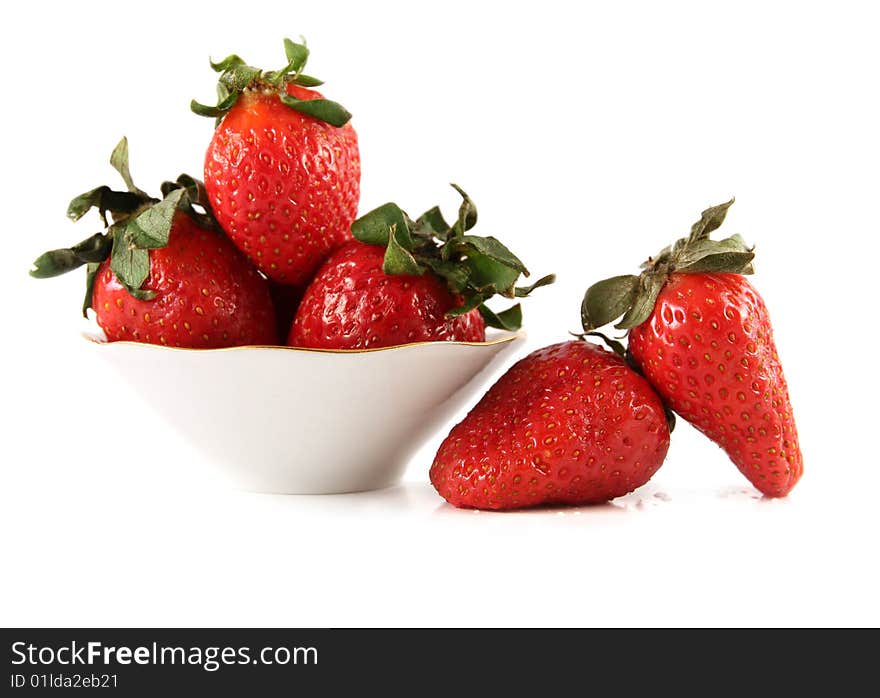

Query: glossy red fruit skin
left=204, top=84, right=360, bottom=286
left=91, top=213, right=276, bottom=348
left=430, top=340, right=671, bottom=510
left=628, top=272, right=802, bottom=497
left=288, top=241, right=485, bottom=349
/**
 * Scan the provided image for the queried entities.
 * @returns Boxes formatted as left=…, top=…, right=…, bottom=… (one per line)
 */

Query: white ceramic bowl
left=86, top=331, right=524, bottom=494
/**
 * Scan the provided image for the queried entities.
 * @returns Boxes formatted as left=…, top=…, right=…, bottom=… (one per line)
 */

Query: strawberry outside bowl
left=85, top=331, right=524, bottom=494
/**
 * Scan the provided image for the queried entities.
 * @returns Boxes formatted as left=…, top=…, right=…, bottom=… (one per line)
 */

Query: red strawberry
left=582, top=199, right=802, bottom=497
left=31, top=138, right=276, bottom=349
left=91, top=214, right=275, bottom=348
left=430, top=340, right=672, bottom=510
left=290, top=241, right=485, bottom=348
left=193, top=38, right=360, bottom=285
left=288, top=186, right=554, bottom=349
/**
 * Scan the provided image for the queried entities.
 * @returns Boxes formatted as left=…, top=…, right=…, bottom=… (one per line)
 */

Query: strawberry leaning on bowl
left=30, top=138, right=276, bottom=349
left=192, top=38, right=360, bottom=286
left=582, top=199, right=802, bottom=497
left=289, top=186, right=555, bottom=349
left=430, top=339, right=672, bottom=510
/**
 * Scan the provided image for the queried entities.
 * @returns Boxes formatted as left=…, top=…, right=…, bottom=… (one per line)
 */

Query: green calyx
left=581, top=198, right=754, bottom=333
left=191, top=37, right=352, bottom=127
left=30, top=137, right=219, bottom=317
left=351, top=185, right=555, bottom=331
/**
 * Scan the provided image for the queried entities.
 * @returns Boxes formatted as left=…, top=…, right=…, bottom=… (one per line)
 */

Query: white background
left=1, top=1, right=878, bottom=627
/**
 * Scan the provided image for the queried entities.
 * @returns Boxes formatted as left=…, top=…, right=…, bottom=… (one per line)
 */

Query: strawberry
left=192, top=38, right=360, bottom=285
left=30, top=138, right=276, bottom=349
left=430, top=340, right=672, bottom=509
left=289, top=186, right=554, bottom=349
left=290, top=241, right=486, bottom=347
left=582, top=200, right=802, bottom=497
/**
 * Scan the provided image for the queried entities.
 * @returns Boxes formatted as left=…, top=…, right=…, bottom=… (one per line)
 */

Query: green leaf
left=162, top=174, right=208, bottom=207
left=352, top=202, right=411, bottom=247
left=190, top=100, right=221, bottom=117
left=465, top=253, right=521, bottom=297
left=673, top=231, right=755, bottom=274
left=424, top=258, right=470, bottom=294
left=159, top=180, right=179, bottom=199
left=292, top=74, right=324, bottom=87
left=722, top=233, right=750, bottom=250
left=30, top=248, right=83, bottom=278
left=110, top=230, right=152, bottom=295
left=382, top=228, right=423, bottom=276
left=616, top=273, right=666, bottom=330
left=109, top=137, right=148, bottom=197
left=688, top=198, right=735, bottom=243
left=70, top=233, right=111, bottom=262
left=675, top=235, right=749, bottom=266
left=478, top=303, right=522, bottom=331
left=582, top=331, right=628, bottom=358
left=82, top=261, right=101, bottom=318
left=450, top=183, right=478, bottom=235
left=219, top=64, right=261, bottom=92
left=125, top=189, right=184, bottom=249
left=278, top=93, right=352, bottom=127
left=210, top=54, right=245, bottom=72
left=515, top=273, right=556, bottom=297
left=414, top=206, right=450, bottom=238
left=30, top=233, right=112, bottom=279
left=67, top=186, right=110, bottom=223
left=283, top=37, right=310, bottom=74
left=181, top=175, right=211, bottom=211
left=456, top=235, right=528, bottom=274
left=190, top=91, right=239, bottom=118
left=161, top=175, right=220, bottom=231
left=581, top=274, right=639, bottom=331
left=678, top=251, right=755, bottom=275
left=105, top=189, right=182, bottom=296
left=66, top=186, right=143, bottom=225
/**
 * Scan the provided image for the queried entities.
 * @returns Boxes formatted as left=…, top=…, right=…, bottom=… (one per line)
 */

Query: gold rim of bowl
left=81, top=331, right=523, bottom=354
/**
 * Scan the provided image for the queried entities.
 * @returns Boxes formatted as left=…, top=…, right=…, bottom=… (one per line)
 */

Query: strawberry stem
left=191, top=37, right=351, bottom=127
left=31, top=138, right=223, bottom=316
left=581, top=198, right=752, bottom=333
left=351, top=185, right=554, bottom=331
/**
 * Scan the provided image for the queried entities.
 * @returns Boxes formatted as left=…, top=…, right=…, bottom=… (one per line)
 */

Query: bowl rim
left=81, top=329, right=524, bottom=354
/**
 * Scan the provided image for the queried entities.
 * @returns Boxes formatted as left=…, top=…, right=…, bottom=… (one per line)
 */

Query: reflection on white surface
left=0, top=467, right=875, bottom=628
left=240, top=479, right=783, bottom=519
left=716, top=485, right=764, bottom=501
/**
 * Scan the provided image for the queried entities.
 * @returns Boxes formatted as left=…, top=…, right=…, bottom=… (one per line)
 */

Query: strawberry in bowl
left=289, top=185, right=554, bottom=349
left=31, top=144, right=534, bottom=494
left=30, top=138, right=276, bottom=348
left=29, top=38, right=554, bottom=495
left=192, top=37, right=360, bottom=287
